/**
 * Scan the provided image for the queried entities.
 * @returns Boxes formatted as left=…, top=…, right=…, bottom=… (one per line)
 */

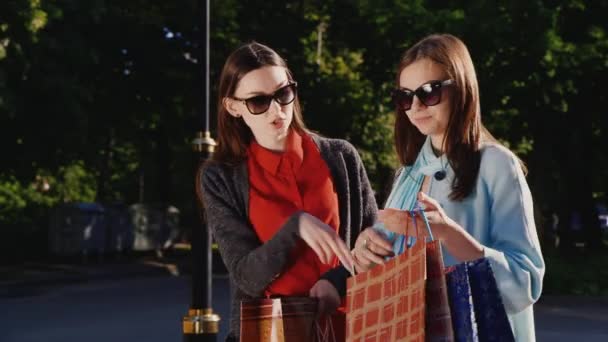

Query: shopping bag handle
left=315, top=315, right=336, bottom=342
left=401, top=202, right=434, bottom=251
left=413, top=201, right=434, bottom=241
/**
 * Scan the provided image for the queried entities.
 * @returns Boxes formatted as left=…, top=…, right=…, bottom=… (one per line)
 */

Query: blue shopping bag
left=467, top=258, right=514, bottom=342
left=445, top=258, right=515, bottom=342
left=445, top=263, right=477, bottom=342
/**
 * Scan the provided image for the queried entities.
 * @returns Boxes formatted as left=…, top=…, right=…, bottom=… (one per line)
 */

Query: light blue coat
left=375, top=137, right=545, bottom=341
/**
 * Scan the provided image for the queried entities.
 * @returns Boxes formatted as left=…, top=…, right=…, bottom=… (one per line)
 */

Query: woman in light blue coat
left=352, top=34, right=545, bottom=341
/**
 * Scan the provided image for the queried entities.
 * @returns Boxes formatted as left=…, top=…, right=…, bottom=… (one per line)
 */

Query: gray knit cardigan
left=199, top=134, right=378, bottom=340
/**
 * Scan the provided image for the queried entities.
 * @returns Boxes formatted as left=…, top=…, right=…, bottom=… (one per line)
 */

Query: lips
left=412, top=116, right=432, bottom=123
left=272, top=119, right=285, bottom=129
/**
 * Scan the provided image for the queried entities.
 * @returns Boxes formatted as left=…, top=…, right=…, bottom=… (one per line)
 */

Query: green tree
left=1, top=0, right=606, bottom=259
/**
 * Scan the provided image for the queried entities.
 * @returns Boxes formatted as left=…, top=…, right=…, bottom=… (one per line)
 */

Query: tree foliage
left=1, top=0, right=606, bottom=256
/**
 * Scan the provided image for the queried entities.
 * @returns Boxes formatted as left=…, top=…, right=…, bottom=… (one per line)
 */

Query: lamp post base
left=183, top=308, right=221, bottom=342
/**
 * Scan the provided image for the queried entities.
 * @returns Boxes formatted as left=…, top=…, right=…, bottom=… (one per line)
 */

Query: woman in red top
left=199, top=42, right=378, bottom=341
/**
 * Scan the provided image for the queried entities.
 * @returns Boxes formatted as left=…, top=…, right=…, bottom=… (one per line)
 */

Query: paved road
left=2, top=274, right=608, bottom=341
left=1, top=275, right=231, bottom=342
left=535, top=296, right=608, bottom=341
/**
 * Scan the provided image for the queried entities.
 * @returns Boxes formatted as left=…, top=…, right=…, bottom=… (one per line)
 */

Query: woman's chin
left=414, top=125, right=432, bottom=136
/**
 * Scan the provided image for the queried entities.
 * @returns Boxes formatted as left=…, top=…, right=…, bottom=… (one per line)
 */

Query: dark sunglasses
left=391, top=79, right=454, bottom=112
left=233, top=82, right=298, bottom=115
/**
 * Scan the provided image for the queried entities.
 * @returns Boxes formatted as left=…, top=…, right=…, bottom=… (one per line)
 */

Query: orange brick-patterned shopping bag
left=374, top=207, right=453, bottom=342
left=345, top=239, right=427, bottom=342
left=240, top=297, right=318, bottom=342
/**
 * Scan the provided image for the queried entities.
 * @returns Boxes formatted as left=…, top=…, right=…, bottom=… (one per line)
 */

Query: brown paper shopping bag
left=315, top=308, right=346, bottom=342
left=425, top=239, right=454, bottom=342
left=240, top=297, right=318, bottom=342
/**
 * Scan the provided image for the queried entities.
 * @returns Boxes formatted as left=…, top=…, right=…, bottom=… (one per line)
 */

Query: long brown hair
left=213, top=42, right=307, bottom=165
left=394, top=34, right=494, bottom=201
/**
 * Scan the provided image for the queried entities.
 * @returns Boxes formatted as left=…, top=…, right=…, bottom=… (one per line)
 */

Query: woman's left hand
left=378, top=192, right=457, bottom=240
left=416, top=192, right=457, bottom=239
left=417, top=192, right=485, bottom=261
left=309, top=279, right=341, bottom=316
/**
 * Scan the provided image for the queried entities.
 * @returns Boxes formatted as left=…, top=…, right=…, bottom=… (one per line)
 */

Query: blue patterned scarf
left=374, top=137, right=448, bottom=255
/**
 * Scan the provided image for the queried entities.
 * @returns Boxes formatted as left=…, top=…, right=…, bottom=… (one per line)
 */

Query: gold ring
left=363, top=238, right=368, bottom=249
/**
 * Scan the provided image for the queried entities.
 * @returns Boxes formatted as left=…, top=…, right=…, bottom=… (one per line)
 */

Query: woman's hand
left=352, top=228, right=394, bottom=273
left=298, top=213, right=355, bottom=275
left=309, top=279, right=341, bottom=315
left=378, top=206, right=441, bottom=239
left=415, top=192, right=456, bottom=239
left=378, top=208, right=411, bottom=235
left=417, top=192, right=484, bottom=261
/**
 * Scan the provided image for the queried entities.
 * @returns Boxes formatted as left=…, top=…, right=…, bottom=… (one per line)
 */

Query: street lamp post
left=182, top=0, right=220, bottom=341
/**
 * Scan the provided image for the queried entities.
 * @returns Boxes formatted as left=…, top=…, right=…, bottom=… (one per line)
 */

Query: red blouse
left=247, top=130, right=340, bottom=296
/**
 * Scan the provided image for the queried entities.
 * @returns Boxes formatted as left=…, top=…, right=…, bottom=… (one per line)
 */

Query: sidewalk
left=0, top=244, right=231, bottom=292
left=0, top=256, right=177, bottom=298
left=0, top=245, right=231, bottom=299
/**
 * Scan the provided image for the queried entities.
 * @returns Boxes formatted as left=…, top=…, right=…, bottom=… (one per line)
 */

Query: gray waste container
left=128, top=203, right=180, bottom=252
left=49, top=203, right=106, bottom=256
left=105, top=203, right=135, bottom=253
